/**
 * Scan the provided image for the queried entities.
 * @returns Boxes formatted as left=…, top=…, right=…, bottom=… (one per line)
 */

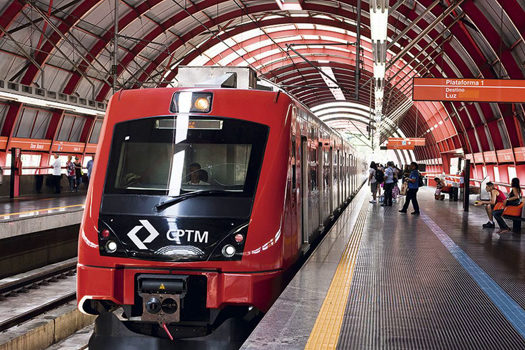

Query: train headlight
left=194, top=97, right=210, bottom=111
left=222, top=244, right=236, bottom=258
left=170, top=92, right=213, bottom=113
left=106, top=240, right=118, bottom=253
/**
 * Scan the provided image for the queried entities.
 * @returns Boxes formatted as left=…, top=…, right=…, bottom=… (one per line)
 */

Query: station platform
left=242, top=186, right=525, bottom=349
left=0, top=194, right=85, bottom=239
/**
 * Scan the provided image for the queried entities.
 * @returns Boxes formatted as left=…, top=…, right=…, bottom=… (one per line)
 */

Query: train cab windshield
left=104, top=116, right=268, bottom=199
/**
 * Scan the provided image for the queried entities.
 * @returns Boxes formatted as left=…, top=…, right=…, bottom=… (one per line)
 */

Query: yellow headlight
left=194, top=97, right=210, bottom=111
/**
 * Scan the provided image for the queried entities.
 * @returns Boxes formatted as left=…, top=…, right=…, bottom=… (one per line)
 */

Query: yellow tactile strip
left=305, top=202, right=368, bottom=350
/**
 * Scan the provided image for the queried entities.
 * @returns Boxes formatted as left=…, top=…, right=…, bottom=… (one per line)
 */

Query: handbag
left=392, top=184, right=400, bottom=199
left=400, top=182, right=408, bottom=195
left=503, top=203, right=523, bottom=217
left=493, top=202, right=505, bottom=211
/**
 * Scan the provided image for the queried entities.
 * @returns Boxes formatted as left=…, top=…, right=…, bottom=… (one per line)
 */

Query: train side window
left=292, top=138, right=296, bottom=189
left=309, top=147, right=318, bottom=190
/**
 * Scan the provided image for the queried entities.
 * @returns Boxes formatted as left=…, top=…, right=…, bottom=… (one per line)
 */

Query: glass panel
left=89, top=120, right=103, bottom=143
left=508, top=166, right=517, bottom=182
left=0, top=103, right=8, bottom=131
left=57, top=116, right=74, bottom=141
left=69, top=117, right=85, bottom=141
left=30, top=110, right=51, bottom=139
left=21, top=154, right=41, bottom=175
left=113, top=143, right=252, bottom=192
left=104, top=116, right=268, bottom=197
left=493, top=166, right=500, bottom=182
left=14, top=108, right=37, bottom=138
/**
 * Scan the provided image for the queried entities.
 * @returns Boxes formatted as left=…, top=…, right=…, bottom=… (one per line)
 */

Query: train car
left=77, top=83, right=366, bottom=343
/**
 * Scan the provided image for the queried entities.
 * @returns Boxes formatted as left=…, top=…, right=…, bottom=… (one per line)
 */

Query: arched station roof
left=1, top=0, right=524, bottom=165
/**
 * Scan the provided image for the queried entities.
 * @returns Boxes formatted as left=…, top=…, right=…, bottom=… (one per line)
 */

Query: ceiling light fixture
left=0, top=90, right=105, bottom=117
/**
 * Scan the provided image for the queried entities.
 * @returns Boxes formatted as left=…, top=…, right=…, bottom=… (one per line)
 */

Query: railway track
left=0, top=258, right=77, bottom=332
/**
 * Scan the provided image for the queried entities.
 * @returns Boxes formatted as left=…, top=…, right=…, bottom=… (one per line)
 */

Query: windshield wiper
left=155, top=190, right=229, bottom=211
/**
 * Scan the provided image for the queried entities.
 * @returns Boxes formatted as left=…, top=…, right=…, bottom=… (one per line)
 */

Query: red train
left=77, top=86, right=365, bottom=342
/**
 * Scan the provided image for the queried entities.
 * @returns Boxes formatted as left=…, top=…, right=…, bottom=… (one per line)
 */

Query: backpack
left=417, top=172, right=425, bottom=187
left=375, top=169, right=384, bottom=183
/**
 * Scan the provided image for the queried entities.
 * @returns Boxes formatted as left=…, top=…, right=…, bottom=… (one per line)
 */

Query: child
left=434, top=177, right=445, bottom=200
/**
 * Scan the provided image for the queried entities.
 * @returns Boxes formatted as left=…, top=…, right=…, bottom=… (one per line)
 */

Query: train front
left=77, top=88, right=292, bottom=337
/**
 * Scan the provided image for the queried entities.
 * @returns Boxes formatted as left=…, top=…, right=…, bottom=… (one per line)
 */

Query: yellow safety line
left=0, top=204, right=84, bottom=217
left=305, top=202, right=368, bottom=350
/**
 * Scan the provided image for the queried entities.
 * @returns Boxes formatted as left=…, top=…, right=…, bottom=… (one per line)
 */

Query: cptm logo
left=127, top=220, right=209, bottom=250
left=127, top=220, right=160, bottom=250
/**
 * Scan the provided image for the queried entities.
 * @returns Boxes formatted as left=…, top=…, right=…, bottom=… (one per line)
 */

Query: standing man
left=86, top=157, right=94, bottom=185
left=399, top=162, right=420, bottom=215
left=50, top=154, right=62, bottom=194
left=382, top=161, right=395, bottom=207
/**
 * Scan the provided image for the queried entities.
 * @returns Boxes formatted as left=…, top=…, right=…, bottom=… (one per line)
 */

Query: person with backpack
left=368, top=161, right=379, bottom=203
left=382, top=161, right=395, bottom=207
left=399, top=162, right=421, bottom=215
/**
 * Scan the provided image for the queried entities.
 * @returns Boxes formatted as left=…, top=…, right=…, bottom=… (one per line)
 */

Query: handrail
left=422, top=173, right=525, bottom=190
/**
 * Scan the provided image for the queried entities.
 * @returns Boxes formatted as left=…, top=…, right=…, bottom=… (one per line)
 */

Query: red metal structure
left=77, top=86, right=365, bottom=340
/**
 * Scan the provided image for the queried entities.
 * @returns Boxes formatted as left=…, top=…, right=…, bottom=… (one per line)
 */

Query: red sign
left=473, top=152, right=484, bottom=163
left=52, top=142, right=84, bottom=153
left=496, top=149, right=514, bottom=163
left=10, top=138, right=51, bottom=151
left=85, top=143, right=98, bottom=154
left=387, top=138, right=425, bottom=150
left=413, top=78, right=525, bottom=103
left=483, top=151, right=497, bottom=163
left=514, top=147, right=525, bottom=163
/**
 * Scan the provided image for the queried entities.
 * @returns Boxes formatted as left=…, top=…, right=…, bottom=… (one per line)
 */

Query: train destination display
left=412, top=78, right=525, bottom=103
left=387, top=138, right=426, bottom=150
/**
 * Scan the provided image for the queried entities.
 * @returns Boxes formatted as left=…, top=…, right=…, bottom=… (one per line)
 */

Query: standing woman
left=66, top=156, right=76, bottom=192
left=493, top=178, right=522, bottom=233
left=368, top=161, right=378, bottom=203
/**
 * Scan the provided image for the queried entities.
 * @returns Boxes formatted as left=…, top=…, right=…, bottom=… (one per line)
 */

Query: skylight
left=320, top=66, right=346, bottom=101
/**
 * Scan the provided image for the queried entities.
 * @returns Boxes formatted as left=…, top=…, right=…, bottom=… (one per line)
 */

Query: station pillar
left=10, top=148, right=22, bottom=199
left=463, top=160, right=470, bottom=212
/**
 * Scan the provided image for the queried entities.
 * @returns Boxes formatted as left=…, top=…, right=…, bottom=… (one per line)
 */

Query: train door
left=301, top=137, right=309, bottom=244
left=318, top=142, right=324, bottom=228
left=336, top=150, right=341, bottom=208
left=292, top=136, right=301, bottom=252
left=343, top=152, right=348, bottom=201
left=329, top=147, right=333, bottom=215
left=348, top=153, right=355, bottom=194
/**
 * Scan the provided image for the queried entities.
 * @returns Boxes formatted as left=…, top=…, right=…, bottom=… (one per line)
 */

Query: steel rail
left=0, top=292, right=76, bottom=332
left=0, top=260, right=77, bottom=296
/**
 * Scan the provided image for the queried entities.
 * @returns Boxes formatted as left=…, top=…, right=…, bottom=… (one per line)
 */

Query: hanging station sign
left=386, top=138, right=426, bottom=150
left=412, top=78, right=525, bottom=103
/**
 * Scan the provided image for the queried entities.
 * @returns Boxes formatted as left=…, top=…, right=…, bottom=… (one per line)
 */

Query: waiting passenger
left=74, top=157, right=82, bottom=191
left=434, top=177, right=445, bottom=200
left=492, top=178, right=522, bottom=233
left=368, top=161, right=378, bottom=203
left=86, top=157, right=94, bottom=184
left=474, top=182, right=507, bottom=228
left=186, top=163, right=209, bottom=185
left=382, top=161, right=395, bottom=207
left=50, top=154, right=62, bottom=193
left=66, top=156, right=76, bottom=192
left=399, top=162, right=420, bottom=215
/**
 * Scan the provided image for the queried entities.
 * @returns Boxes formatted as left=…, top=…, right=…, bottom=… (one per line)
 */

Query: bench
left=502, top=203, right=525, bottom=233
